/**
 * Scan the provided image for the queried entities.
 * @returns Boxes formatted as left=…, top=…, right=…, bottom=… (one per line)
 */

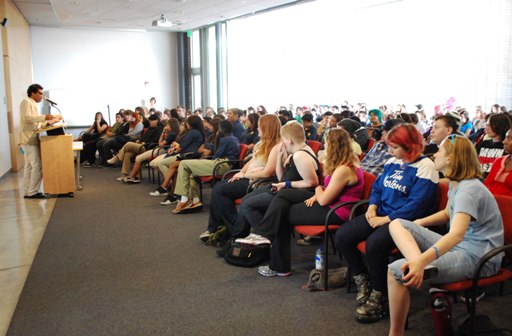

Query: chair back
left=366, top=137, right=376, bottom=152
left=306, top=140, right=322, bottom=155
left=362, top=171, right=376, bottom=199
left=495, top=195, right=512, bottom=245
left=239, top=143, right=249, bottom=162
left=435, top=181, right=449, bottom=211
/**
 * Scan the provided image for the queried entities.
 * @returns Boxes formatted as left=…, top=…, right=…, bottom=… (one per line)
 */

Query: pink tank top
left=324, top=167, right=364, bottom=221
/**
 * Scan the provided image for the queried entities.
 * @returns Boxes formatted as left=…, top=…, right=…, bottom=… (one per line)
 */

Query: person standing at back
left=18, top=83, right=62, bottom=199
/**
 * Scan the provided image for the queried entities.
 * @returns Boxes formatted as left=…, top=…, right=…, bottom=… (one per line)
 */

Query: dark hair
left=408, top=113, right=419, bottom=124
left=331, top=113, right=343, bottom=123
left=488, top=113, right=512, bottom=141
left=398, top=113, right=412, bottom=123
left=435, top=114, right=459, bottom=133
left=168, top=118, right=180, bottom=135
left=215, top=120, right=233, bottom=149
left=27, top=84, right=43, bottom=97
left=257, top=105, right=268, bottom=115
left=301, top=113, right=313, bottom=123
left=115, top=112, right=123, bottom=120
left=94, top=112, right=106, bottom=124
left=247, top=113, right=260, bottom=132
left=170, top=108, right=179, bottom=120
left=148, top=114, right=159, bottom=121
left=341, top=110, right=354, bottom=119
left=186, top=115, right=206, bottom=141
left=383, top=118, right=406, bottom=132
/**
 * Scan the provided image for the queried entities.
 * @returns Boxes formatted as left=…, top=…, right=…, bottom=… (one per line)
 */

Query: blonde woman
left=387, top=135, right=503, bottom=335
left=235, top=121, right=320, bottom=245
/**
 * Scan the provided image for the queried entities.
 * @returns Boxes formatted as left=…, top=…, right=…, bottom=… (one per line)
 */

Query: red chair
left=365, top=137, right=376, bottom=152
left=306, top=140, right=322, bottom=155
left=294, top=171, right=376, bottom=290
left=430, top=194, right=512, bottom=335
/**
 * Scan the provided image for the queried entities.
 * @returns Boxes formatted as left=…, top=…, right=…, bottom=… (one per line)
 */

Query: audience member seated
left=387, top=134, right=503, bottom=336
left=149, top=116, right=205, bottom=196
left=459, top=109, right=474, bottom=137
left=423, top=114, right=459, bottom=158
left=484, top=128, right=512, bottom=195
left=240, top=112, right=260, bottom=151
left=123, top=118, right=180, bottom=184
left=201, top=114, right=282, bottom=242
left=172, top=120, right=240, bottom=213
left=345, top=117, right=370, bottom=151
left=361, top=119, right=405, bottom=177
left=317, top=111, right=333, bottom=141
left=335, top=123, right=439, bottom=324
left=96, top=110, right=132, bottom=166
left=251, top=128, right=364, bottom=277
left=107, top=114, right=163, bottom=180
left=337, top=119, right=363, bottom=157
left=367, top=108, right=384, bottom=140
left=233, top=121, right=320, bottom=245
left=301, top=113, right=318, bottom=141
left=226, top=108, right=245, bottom=141
left=158, top=120, right=221, bottom=205
left=475, top=113, right=511, bottom=177
left=79, top=112, right=109, bottom=166
left=102, top=110, right=144, bottom=165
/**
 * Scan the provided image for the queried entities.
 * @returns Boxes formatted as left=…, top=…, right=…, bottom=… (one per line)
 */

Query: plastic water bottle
left=315, top=247, right=325, bottom=270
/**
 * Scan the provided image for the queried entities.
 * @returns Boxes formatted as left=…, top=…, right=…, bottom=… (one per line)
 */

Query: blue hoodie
left=369, top=156, right=439, bottom=220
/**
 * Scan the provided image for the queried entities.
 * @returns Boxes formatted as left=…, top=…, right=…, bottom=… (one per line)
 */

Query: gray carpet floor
left=7, top=167, right=512, bottom=335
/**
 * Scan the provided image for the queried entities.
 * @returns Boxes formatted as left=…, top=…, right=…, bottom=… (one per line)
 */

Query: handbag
left=223, top=240, right=270, bottom=267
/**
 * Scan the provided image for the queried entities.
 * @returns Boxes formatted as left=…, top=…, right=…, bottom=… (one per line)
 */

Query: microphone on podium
left=44, top=96, right=58, bottom=106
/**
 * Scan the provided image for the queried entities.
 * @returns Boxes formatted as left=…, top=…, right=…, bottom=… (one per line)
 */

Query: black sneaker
left=160, top=195, right=178, bottom=205
left=24, top=192, right=49, bottom=199
left=149, top=187, right=168, bottom=196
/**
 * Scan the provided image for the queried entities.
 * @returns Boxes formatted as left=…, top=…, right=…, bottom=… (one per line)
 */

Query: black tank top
left=280, top=149, right=320, bottom=182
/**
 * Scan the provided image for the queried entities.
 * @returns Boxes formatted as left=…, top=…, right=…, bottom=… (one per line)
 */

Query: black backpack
left=223, top=241, right=269, bottom=267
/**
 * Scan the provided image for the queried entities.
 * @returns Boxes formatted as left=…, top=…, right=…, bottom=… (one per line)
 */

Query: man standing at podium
left=18, top=83, right=62, bottom=199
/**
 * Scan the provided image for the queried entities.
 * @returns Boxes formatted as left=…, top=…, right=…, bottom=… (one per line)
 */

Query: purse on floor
left=223, top=241, right=270, bottom=267
left=302, top=267, right=348, bottom=291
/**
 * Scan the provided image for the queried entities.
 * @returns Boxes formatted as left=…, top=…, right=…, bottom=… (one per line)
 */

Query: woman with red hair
left=334, top=123, right=439, bottom=324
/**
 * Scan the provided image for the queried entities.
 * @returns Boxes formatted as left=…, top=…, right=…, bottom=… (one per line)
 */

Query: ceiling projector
left=152, top=15, right=172, bottom=28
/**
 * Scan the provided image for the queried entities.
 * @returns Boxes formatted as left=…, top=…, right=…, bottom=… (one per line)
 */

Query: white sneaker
left=124, top=177, right=140, bottom=184
left=116, top=176, right=127, bottom=182
left=107, top=156, right=119, bottom=165
left=257, top=265, right=291, bottom=277
left=199, top=231, right=211, bottom=242
left=235, top=233, right=271, bottom=245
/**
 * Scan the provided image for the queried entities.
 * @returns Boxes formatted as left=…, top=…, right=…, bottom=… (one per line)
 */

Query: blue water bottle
left=315, top=247, right=325, bottom=270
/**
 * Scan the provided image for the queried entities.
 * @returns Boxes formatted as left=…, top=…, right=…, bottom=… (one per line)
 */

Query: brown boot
left=353, top=273, right=371, bottom=306
left=355, top=289, right=387, bottom=323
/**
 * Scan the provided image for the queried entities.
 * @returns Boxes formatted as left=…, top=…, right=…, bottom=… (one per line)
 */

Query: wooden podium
left=40, top=133, right=75, bottom=195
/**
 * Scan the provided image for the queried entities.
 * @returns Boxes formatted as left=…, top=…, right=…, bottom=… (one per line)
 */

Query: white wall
left=31, top=27, right=178, bottom=126
left=227, top=0, right=512, bottom=114
left=0, top=32, right=11, bottom=177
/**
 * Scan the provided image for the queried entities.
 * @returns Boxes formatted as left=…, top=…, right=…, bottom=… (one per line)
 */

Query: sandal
left=186, top=201, right=203, bottom=210
left=172, top=201, right=190, bottom=214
